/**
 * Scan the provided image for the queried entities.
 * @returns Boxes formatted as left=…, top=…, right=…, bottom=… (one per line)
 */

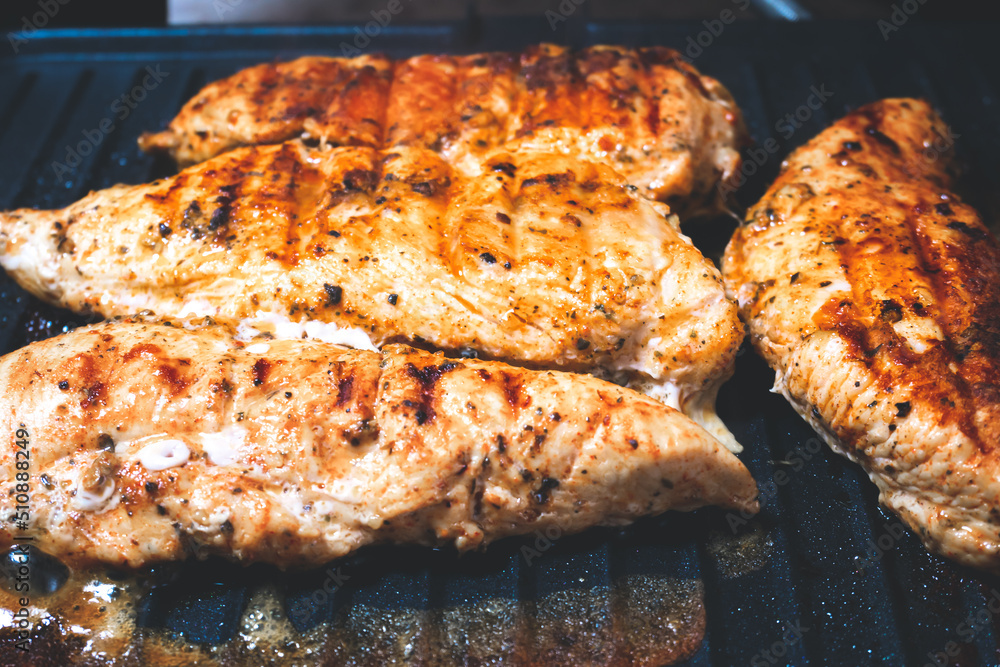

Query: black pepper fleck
left=324, top=283, right=343, bottom=306
left=534, top=477, right=560, bottom=504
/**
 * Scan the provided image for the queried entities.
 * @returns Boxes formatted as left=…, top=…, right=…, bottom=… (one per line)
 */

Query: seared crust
left=0, top=318, right=758, bottom=568
left=138, top=45, right=746, bottom=214
left=0, top=143, right=743, bottom=435
left=723, top=98, right=1000, bottom=571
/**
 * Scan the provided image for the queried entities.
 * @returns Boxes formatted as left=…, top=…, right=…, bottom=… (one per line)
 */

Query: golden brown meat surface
left=138, top=45, right=746, bottom=215
left=0, top=143, right=743, bottom=445
left=723, top=99, right=1000, bottom=571
left=0, top=318, right=758, bottom=568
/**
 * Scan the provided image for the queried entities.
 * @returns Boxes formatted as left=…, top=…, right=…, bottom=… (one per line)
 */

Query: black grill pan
left=1, top=19, right=999, bottom=667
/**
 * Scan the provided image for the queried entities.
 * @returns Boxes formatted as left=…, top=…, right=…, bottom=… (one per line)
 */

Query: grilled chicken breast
left=0, top=318, right=758, bottom=568
left=138, top=44, right=746, bottom=214
left=0, top=143, right=744, bottom=447
left=723, top=99, right=1000, bottom=571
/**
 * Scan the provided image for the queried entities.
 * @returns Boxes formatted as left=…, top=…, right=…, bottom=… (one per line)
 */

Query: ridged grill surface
left=0, top=20, right=998, bottom=667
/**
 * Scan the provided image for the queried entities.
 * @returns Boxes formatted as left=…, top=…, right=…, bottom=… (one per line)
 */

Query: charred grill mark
left=80, top=382, right=107, bottom=410
left=403, top=361, right=459, bottom=426
left=65, top=350, right=100, bottom=398
left=639, top=45, right=711, bottom=99
left=901, top=203, right=990, bottom=448
left=336, top=375, right=354, bottom=406
left=646, top=85, right=660, bottom=141
left=343, top=168, right=377, bottom=192
left=865, top=126, right=901, bottom=155
left=521, top=172, right=574, bottom=189
left=282, top=102, right=319, bottom=121
left=471, top=477, right=485, bottom=519
left=144, top=173, right=194, bottom=206
left=491, top=162, right=516, bottom=178
left=521, top=44, right=578, bottom=93
left=149, top=361, right=191, bottom=397
left=410, top=177, right=450, bottom=197
left=252, top=358, right=271, bottom=387
left=516, top=45, right=584, bottom=137
left=179, top=199, right=207, bottom=240
left=500, top=371, right=531, bottom=409
left=154, top=364, right=191, bottom=397
left=208, top=184, right=237, bottom=236
left=249, top=64, right=281, bottom=107
left=819, top=123, right=995, bottom=450
left=947, top=220, right=989, bottom=241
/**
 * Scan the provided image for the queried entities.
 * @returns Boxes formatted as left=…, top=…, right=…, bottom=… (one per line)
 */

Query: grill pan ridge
left=0, top=20, right=999, bottom=667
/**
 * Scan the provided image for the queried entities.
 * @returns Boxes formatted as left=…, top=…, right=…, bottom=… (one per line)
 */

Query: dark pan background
left=1, top=19, right=999, bottom=667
